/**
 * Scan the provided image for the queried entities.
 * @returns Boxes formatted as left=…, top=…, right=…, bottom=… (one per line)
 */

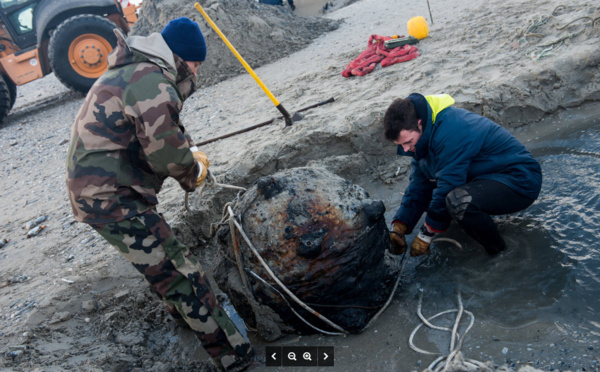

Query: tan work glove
left=191, top=147, right=210, bottom=186
left=410, top=225, right=436, bottom=256
left=389, top=222, right=408, bottom=255
left=192, top=150, right=210, bottom=169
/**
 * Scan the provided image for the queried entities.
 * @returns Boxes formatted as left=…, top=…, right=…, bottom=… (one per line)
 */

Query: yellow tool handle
left=194, top=2, right=280, bottom=107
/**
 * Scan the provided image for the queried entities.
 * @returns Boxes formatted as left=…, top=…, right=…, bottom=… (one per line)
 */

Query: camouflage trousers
left=90, top=209, right=254, bottom=371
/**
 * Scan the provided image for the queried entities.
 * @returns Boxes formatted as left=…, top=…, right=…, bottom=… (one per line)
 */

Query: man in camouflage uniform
left=66, top=17, right=255, bottom=371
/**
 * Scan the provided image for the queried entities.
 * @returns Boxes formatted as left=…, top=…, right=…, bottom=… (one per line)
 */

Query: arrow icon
left=318, top=347, right=334, bottom=366
left=271, top=353, right=277, bottom=360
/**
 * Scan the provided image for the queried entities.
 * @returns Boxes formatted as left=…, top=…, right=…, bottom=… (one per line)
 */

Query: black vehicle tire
left=5, top=76, right=16, bottom=110
left=0, top=75, right=12, bottom=126
left=48, top=14, right=118, bottom=94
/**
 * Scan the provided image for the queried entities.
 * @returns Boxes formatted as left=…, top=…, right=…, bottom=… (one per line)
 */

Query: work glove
left=192, top=149, right=210, bottom=169
left=410, top=224, right=436, bottom=256
left=195, top=164, right=208, bottom=187
left=190, top=147, right=210, bottom=186
left=389, top=222, right=408, bottom=255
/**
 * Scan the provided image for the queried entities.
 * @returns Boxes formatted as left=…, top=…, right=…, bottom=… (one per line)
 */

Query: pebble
left=104, top=311, right=118, bottom=321
left=82, top=300, right=97, bottom=313
left=49, top=311, right=72, bottom=324
left=23, top=215, right=47, bottom=230
left=114, top=289, right=130, bottom=300
left=26, top=224, right=46, bottom=238
left=502, top=347, right=509, bottom=354
left=0, top=238, right=8, bottom=249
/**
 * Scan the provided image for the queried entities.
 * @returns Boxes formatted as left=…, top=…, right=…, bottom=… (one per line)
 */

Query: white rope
left=432, top=237, right=462, bottom=250
left=362, top=251, right=408, bottom=330
left=248, top=271, right=345, bottom=336
left=227, top=205, right=349, bottom=334
left=409, top=291, right=490, bottom=371
left=185, top=170, right=247, bottom=213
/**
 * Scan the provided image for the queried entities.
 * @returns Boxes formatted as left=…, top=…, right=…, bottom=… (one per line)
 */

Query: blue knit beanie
left=161, top=17, right=207, bottom=62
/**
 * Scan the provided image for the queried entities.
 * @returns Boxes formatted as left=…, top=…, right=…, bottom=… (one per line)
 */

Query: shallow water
left=263, top=114, right=600, bottom=371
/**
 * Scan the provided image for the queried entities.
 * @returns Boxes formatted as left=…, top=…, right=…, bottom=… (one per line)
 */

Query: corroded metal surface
left=215, top=167, right=394, bottom=337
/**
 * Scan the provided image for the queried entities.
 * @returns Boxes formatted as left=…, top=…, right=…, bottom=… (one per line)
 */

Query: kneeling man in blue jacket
left=384, top=93, right=542, bottom=256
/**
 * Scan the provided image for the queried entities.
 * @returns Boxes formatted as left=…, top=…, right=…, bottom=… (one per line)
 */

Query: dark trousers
left=446, top=179, right=536, bottom=255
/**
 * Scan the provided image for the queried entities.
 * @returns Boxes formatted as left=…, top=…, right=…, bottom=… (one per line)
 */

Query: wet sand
left=294, top=0, right=331, bottom=17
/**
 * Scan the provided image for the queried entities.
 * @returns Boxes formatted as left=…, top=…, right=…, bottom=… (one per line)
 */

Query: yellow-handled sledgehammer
left=194, top=2, right=295, bottom=126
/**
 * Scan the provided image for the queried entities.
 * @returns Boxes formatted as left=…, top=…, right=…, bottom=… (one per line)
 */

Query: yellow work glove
left=192, top=150, right=210, bottom=169
left=191, top=147, right=210, bottom=186
left=195, top=165, right=208, bottom=186
left=410, top=225, right=436, bottom=256
left=389, top=222, right=408, bottom=255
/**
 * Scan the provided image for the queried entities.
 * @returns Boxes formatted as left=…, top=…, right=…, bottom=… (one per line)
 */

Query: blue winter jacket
left=393, top=93, right=542, bottom=232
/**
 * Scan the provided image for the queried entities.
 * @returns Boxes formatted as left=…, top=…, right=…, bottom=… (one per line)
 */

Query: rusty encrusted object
left=215, top=167, right=396, bottom=337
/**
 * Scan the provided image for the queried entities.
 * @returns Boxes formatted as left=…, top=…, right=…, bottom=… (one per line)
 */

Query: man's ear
left=417, top=119, right=422, bottom=132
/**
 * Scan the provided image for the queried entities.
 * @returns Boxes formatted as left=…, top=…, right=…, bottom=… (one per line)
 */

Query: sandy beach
left=0, top=0, right=599, bottom=370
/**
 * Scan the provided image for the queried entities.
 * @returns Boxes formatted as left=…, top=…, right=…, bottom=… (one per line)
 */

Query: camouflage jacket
left=66, top=30, right=200, bottom=224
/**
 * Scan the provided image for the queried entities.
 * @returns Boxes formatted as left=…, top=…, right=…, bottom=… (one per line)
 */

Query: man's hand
left=410, top=224, right=436, bottom=256
left=191, top=148, right=210, bottom=187
left=192, top=150, right=210, bottom=170
left=196, top=164, right=208, bottom=186
left=389, top=222, right=408, bottom=255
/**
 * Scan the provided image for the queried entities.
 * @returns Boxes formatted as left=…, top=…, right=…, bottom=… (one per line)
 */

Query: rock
left=104, top=311, right=118, bottom=322
left=114, top=289, right=130, bottom=300
left=147, top=362, right=169, bottom=372
left=82, top=300, right=97, bottom=313
left=214, top=167, right=396, bottom=339
left=116, top=330, right=144, bottom=345
left=25, top=224, right=46, bottom=238
left=49, top=311, right=72, bottom=324
left=23, top=215, right=47, bottom=230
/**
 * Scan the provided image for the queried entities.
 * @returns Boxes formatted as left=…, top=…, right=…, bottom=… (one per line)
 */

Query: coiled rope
left=410, top=291, right=490, bottom=372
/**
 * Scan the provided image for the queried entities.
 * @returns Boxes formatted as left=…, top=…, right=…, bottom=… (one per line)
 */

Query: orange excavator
left=0, top=0, right=140, bottom=124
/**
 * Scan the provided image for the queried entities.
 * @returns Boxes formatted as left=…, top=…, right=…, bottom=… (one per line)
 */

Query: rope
left=517, top=4, right=596, bottom=61
left=409, top=291, right=491, bottom=372
left=432, top=237, right=462, bottom=251
left=247, top=271, right=346, bottom=336
left=226, top=205, right=349, bottom=334
left=184, top=170, right=247, bottom=213
left=362, top=251, right=408, bottom=330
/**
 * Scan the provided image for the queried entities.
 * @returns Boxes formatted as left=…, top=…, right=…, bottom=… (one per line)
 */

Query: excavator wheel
left=0, top=75, right=12, bottom=126
left=6, top=77, right=16, bottom=110
left=49, top=14, right=118, bottom=94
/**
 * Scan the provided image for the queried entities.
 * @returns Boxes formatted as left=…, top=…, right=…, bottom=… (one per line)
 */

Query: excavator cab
left=0, top=0, right=136, bottom=124
left=0, top=0, right=37, bottom=48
